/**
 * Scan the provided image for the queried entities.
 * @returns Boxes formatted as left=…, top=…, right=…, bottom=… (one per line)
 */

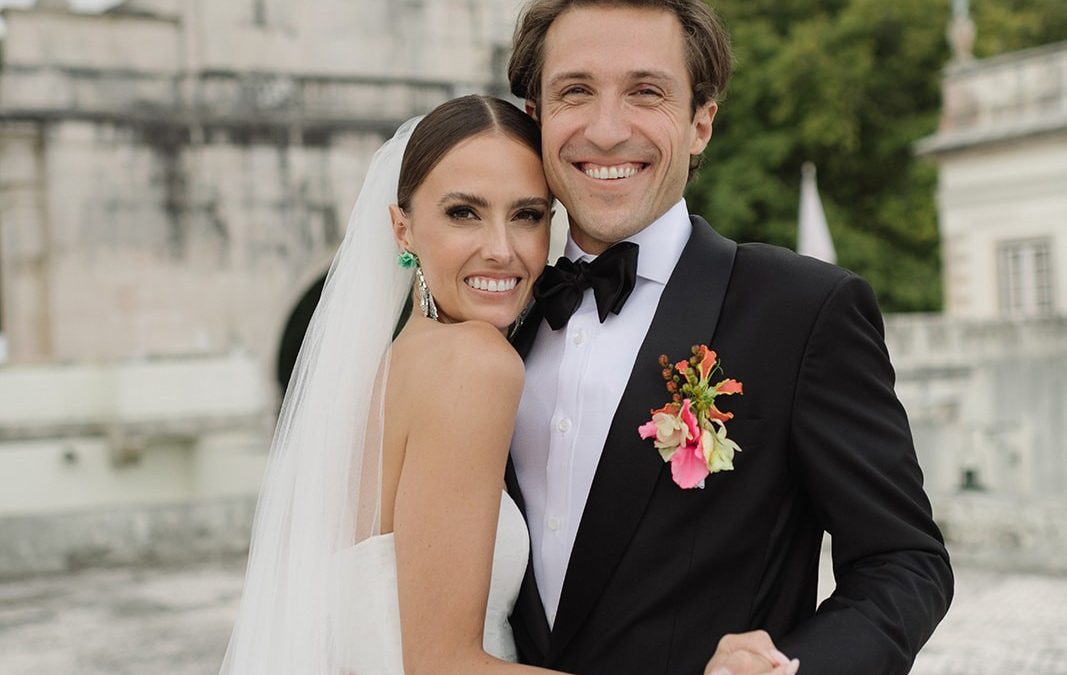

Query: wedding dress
left=333, top=491, right=529, bottom=672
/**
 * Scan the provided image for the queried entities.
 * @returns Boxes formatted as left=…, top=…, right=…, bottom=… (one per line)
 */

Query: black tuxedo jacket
left=506, top=216, right=952, bottom=675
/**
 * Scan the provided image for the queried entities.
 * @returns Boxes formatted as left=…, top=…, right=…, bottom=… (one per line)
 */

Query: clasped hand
left=703, top=630, right=800, bottom=675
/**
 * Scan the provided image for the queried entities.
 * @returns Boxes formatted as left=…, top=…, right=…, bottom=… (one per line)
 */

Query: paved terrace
left=0, top=557, right=1064, bottom=675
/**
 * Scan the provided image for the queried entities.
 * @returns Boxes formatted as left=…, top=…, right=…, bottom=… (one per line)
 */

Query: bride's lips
left=463, top=275, right=522, bottom=294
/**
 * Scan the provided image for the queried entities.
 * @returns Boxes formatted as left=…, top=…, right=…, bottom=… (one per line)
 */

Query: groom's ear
left=524, top=99, right=539, bottom=122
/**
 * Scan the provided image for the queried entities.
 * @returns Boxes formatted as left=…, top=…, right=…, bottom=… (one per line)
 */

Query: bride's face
left=391, top=131, right=551, bottom=329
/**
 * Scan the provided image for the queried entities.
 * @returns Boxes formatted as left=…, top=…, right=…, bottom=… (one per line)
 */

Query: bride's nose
left=481, top=222, right=516, bottom=264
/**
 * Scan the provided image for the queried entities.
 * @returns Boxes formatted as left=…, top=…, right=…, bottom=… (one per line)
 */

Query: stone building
left=890, top=13, right=1067, bottom=571
left=0, top=0, right=525, bottom=574
left=916, top=41, right=1067, bottom=319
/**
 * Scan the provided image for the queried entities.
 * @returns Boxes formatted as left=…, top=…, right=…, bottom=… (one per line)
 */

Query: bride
left=218, top=95, right=564, bottom=674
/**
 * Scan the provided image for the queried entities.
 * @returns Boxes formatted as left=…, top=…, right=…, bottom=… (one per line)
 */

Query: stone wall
left=884, top=313, right=1067, bottom=573
left=0, top=0, right=527, bottom=574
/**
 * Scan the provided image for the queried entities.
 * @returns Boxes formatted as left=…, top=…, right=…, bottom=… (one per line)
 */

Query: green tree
left=687, top=0, right=1067, bottom=311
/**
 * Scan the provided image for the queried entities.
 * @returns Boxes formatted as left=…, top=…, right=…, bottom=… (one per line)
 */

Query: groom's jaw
left=577, top=161, right=648, bottom=181
left=464, top=275, right=520, bottom=293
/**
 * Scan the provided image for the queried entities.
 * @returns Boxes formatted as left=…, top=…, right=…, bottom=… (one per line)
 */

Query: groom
left=504, top=1, right=953, bottom=674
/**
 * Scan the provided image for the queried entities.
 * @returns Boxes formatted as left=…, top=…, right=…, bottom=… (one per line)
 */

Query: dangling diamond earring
left=413, top=263, right=439, bottom=321
left=397, top=249, right=438, bottom=320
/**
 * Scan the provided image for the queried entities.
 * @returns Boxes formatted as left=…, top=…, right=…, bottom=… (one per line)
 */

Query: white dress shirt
left=511, top=199, right=692, bottom=627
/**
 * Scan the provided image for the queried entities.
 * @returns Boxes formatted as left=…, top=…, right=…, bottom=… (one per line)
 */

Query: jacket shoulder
left=733, top=241, right=856, bottom=306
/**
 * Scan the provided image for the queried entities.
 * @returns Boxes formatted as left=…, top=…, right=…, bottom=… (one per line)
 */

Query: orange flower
left=712, top=378, right=743, bottom=396
left=698, top=348, right=718, bottom=380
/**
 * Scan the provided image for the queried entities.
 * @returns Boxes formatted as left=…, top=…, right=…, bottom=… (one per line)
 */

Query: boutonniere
left=638, top=345, right=744, bottom=489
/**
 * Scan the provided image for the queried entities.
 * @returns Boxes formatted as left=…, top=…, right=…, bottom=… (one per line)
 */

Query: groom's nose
left=583, top=96, right=632, bottom=150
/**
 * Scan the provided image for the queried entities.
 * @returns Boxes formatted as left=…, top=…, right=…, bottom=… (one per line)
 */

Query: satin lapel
left=547, top=217, right=737, bottom=662
left=506, top=299, right=551, bottom=661
left=511, top=299, right=545, bottom=360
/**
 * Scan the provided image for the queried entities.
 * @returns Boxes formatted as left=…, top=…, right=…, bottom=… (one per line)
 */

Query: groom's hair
left=508, top=0, right=732, bottom=117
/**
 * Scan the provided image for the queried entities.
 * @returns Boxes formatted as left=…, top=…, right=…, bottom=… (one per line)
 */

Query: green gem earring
left=397, top=249, right=418, bottom=269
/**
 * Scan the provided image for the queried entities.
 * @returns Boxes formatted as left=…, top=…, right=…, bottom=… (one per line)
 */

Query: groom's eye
left=561, top=85, right=591, bottom=98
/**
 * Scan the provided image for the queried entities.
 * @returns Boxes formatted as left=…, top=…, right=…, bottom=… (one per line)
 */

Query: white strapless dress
left=333, top=492, right=530, bottom=673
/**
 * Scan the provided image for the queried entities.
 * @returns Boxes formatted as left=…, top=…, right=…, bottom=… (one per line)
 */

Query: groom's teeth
left=583, top=164, right=639, bottom=180
left=465, top=277, right=518, bottom=292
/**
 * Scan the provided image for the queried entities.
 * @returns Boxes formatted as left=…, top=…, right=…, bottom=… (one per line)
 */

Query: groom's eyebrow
left=547, top=71, right=593, bottom=89
left=439, top=192, right=488, bottom=207
left=546, top=69, right=677, bottom=90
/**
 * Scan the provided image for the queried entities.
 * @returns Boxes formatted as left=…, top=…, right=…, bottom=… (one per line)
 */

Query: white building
left=0, top=0, right=525, bottom=575
left=916, top=41, right=1067, bottom=319
left=893, top=19, right=1067, bottom=571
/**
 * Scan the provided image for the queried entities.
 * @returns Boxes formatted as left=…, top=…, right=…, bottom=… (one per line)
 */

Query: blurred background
left=0, top=0, right=1065, bottom=673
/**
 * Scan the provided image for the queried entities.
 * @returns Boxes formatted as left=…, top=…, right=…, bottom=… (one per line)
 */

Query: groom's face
left=531, top=6, right=716, bottom=254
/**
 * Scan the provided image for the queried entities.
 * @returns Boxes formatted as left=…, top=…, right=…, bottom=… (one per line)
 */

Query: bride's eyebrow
left=511, top=197, right=551, bottom=209
left=438, top=192, right=488, bottom=207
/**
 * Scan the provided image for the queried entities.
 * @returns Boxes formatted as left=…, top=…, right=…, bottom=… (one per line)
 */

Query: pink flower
left=678, top=398, right=700, bottom=442
left=675, top=360, right=690, bottom=375
left=638, top=399, right=696, bottom=462
left=671, top=440, right=710, bottom=489
left=669, top=399, right=708, bottom=489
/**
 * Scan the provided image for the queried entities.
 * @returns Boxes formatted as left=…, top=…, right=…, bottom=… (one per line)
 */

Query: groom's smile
left=578, top=162, right=647, bottom=180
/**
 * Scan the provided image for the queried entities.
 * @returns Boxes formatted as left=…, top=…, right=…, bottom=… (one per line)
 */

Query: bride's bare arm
left=393, top=321, right=556, bottom=675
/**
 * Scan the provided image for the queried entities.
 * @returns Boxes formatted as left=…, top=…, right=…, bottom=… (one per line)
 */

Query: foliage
left=686, top=0, right=1067, bottom=311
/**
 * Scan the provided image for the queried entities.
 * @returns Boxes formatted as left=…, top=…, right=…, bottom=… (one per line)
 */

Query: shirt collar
left=563, top=198, right=690, bottom=285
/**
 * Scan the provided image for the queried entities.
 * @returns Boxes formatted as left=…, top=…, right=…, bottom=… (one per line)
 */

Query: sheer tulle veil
left=218, top=117, right=422, bottom=674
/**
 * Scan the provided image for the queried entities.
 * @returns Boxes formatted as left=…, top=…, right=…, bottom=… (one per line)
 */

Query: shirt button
left=548, top=516, right=561, bottom=531
left=572, top=329, right=585, bottom=346
left=557, top=417, right=571, bottom=433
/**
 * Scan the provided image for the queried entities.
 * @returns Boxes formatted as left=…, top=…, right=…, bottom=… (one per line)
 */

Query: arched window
left=276, top=275, right=326, bottom=395
left=275, top=276, right=414, bottom=397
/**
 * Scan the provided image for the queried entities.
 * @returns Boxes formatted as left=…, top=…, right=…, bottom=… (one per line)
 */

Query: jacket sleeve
left=776, top=273, right=953, bottom=674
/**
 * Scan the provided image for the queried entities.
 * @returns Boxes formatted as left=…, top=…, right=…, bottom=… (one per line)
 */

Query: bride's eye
left=446, top=205, right=479, bottom=221
left=513, top=209, right=546, bottom=224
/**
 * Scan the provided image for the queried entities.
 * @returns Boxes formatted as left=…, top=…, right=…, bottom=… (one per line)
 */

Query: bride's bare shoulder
left=390, top=319, right=523, bottom=396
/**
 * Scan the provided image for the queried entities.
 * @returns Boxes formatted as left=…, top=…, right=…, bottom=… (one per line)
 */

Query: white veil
left=218, top=117, right=422, bottom=675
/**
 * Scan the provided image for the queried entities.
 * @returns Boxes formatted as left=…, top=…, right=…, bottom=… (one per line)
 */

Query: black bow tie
left=533, top=242, right=639, bottom=330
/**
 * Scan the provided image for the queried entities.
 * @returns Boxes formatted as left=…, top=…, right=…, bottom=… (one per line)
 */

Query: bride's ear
left=389, top=203, right=413, bottom=252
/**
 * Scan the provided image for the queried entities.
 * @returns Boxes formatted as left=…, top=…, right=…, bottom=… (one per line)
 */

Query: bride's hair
left=397, top=95, right=542, bottom=211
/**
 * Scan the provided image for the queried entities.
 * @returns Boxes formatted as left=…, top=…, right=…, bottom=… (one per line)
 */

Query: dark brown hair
left=508, top=0, right=732, bottom=115
left=396, top=95, right=542, bottom=211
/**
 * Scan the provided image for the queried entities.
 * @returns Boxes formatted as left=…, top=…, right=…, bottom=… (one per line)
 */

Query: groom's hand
left=704, top=631, right=800, bottom=675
